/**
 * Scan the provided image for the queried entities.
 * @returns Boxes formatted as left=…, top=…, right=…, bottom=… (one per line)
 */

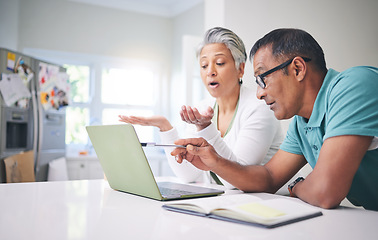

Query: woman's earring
left=239, top=78, right=243, bottom=85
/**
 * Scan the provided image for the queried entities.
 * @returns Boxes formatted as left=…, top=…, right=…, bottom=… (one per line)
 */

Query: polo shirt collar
left=305, top=68, right=340, bottom=127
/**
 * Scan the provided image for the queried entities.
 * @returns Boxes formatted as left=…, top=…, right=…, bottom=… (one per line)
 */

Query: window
left=66, top=64, right=90, bottom=103
left=100, top=66, right=157, bottom=141
left=66, top=107, right=89, bottom=144
left=101, top=67, right=155, bottom=106
left=23, top=49, right=164, bottom=155
left=64, top=62, right=161, bottom=154
left=64, top=64, right=90, bottom=145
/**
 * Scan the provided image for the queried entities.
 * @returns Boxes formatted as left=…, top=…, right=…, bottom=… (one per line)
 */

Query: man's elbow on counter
left=312, top=190, right=345, bottom=210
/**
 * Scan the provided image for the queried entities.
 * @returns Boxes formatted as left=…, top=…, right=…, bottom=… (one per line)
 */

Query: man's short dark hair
left=249, top=28, right=327, bottom=73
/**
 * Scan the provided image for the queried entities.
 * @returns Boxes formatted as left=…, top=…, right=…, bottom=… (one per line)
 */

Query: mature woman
left=119, top=27, right=283, bottom=188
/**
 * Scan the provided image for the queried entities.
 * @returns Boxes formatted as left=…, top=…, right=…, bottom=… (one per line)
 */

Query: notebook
left=86, top=124, right=224, bottom=201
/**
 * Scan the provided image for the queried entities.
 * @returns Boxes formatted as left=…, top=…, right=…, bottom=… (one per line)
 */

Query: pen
left=141, top=142, right=186, bottom=148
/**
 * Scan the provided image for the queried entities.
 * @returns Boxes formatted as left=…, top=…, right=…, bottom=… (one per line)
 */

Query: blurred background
left=0, top=0, right=377, bottom=180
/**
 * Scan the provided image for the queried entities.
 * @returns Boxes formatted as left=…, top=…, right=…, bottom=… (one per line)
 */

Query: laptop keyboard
left=159, top=187, right=195, bottom=197
left=157, top=181, right=224, bottom=199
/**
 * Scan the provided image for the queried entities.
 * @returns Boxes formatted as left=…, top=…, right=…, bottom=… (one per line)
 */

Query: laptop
left=86, top=124, right=224, bottom=201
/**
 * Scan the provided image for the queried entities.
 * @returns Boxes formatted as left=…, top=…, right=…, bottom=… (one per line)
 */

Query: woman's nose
left=207, top=64, right=216, bottom=77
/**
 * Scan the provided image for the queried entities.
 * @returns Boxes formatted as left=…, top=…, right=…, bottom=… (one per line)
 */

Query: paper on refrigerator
left=0, top=73, right=31, bottom=107
left=38, top=62, right=70, bottom=110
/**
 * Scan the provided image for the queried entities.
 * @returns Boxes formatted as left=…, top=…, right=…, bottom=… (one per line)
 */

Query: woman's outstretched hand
left=180, top=106, right=214, bottom=131
left=118, top=115, right=173, bottom=132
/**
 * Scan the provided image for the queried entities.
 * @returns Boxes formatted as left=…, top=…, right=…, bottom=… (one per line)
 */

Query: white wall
left=17, top=0, right=173, bottom=64
left=0, top=0, right=19, bottom=51
left=223, top=0, right=378, bottom=81
left=170, top=3, right=204, bottom=123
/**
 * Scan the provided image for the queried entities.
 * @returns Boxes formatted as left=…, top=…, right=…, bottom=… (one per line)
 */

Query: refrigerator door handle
left=31, top=77, right=39, bottom=172
left=33, top=78, right=44, bottom=174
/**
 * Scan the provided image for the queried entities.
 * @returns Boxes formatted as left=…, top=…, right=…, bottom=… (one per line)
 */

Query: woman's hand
left=118, top=115, right=173, bottom=132
left=180, top=106, right=214, bottom=131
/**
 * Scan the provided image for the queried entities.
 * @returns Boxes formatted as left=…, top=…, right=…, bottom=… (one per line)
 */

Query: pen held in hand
left=141, top=142, right=186, bottom=148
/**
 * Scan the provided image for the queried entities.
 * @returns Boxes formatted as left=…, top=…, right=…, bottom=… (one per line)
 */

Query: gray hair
left=197, top=27, right=247, bottom=69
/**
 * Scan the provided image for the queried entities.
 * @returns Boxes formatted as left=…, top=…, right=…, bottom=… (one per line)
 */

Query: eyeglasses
left=255, top=57, right=311, bottom=89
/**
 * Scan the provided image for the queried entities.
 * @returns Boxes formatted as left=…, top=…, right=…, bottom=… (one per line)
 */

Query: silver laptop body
left=86, top=124, right=224, bottom=201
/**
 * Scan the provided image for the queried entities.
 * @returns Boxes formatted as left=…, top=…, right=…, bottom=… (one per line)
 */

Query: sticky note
left=7, top=52, right=16, bottom=71
left=237, top=202, right=286, bottom=219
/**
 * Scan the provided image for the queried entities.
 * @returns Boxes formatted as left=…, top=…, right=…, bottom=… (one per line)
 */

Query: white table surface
left=0, top=179, right=377, bottom=240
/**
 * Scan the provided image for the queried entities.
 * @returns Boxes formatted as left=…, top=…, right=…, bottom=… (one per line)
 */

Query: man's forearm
left=212, top=158, right=274, bottom=192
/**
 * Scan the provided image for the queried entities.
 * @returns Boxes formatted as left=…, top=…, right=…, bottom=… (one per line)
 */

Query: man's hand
left=171, top=137, right=221, bottom=171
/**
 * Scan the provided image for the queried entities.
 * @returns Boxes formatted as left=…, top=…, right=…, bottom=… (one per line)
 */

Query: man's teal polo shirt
left=280, top=66, right=378, bottom=211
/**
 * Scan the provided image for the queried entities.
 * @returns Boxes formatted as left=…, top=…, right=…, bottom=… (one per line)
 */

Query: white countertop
left=0, top=179, right=377, bottom=240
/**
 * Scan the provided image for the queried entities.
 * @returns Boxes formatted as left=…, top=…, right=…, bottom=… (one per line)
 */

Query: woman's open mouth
left=209, top=81, right=219, bottom=88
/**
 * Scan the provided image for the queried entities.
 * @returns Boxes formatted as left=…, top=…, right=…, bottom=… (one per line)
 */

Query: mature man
left=172, top=28, right=378, bottom=211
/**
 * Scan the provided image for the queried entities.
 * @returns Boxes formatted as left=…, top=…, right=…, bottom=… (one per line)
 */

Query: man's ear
left=292, top=57, right=307, bottom=82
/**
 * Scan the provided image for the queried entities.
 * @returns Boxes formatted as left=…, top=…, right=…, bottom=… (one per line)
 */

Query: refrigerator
left=0, top=48, right=69, bottom=182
